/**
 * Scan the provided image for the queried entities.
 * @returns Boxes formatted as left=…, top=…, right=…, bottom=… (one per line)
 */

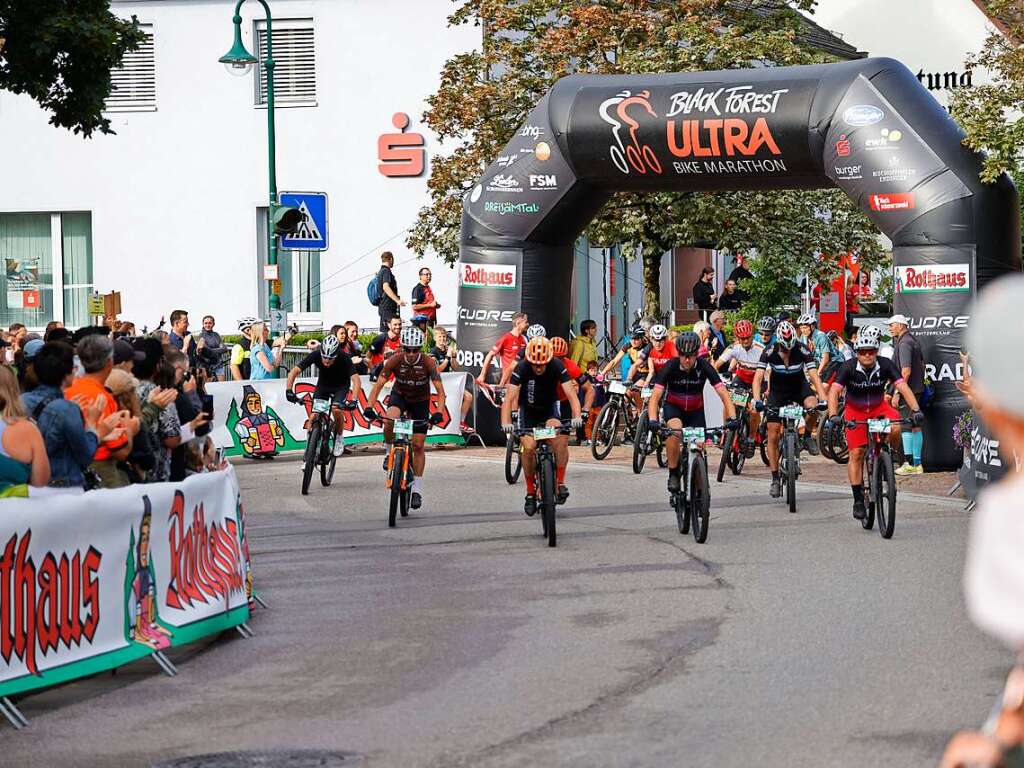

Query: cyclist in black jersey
left=648, top=332, right=738, bottom=494
left=752, top=321, right=828, bottom=498
left=501, top=337, right=582, bottom=516
left=285, top=335, right=363, bottom=458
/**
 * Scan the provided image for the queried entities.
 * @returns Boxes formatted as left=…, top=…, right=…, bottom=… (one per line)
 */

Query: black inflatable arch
left=456, top=58, right=1019, bottom=468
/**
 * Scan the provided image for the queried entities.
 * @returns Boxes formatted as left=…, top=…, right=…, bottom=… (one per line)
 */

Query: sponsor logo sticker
left=836, top=134, right=851, bottom=157
left=519, top=125, right=544, bottom=139
left=483, top=201, right=540, bottom=216
left=833, top=164, right=863, bottom=180
left=894, top=264, right=970, bottom=293
left=865, top=127, right=903, bottom=151
left=460, top=263, right=518, bottom=289
left=843, top=105, right=884, bottom=127
left=528, top=174, right=558, bottom=191
left=485, top=174, right=523, bottom=193
left=868, top=192, right=915, bottom=211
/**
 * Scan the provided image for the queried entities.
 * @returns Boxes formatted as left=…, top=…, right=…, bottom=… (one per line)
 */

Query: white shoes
left=895, top=462, right=923, bottom=476
left=332, top=439, right=345, bottom=458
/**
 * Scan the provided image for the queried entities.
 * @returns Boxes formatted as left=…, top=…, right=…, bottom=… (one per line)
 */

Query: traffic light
left=272, top=204, right=302, bottom=236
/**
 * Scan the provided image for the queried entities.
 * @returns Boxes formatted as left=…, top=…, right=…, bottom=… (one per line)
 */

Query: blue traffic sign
left=279, top=191, right=329, bottom=251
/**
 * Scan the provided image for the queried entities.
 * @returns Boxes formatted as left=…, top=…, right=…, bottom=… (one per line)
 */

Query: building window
left=0, top=212, right=93, bottom=329
left=106, top=24, right=156, bottom=112
left=255, top=19, right=316, bottom=106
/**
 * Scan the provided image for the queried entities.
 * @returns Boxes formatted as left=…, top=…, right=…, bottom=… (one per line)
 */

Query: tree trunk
left=642, top=249, right=663, bottom=322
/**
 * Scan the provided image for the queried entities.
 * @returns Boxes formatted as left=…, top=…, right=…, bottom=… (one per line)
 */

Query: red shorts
left=844, top=401, right=900, bottom=450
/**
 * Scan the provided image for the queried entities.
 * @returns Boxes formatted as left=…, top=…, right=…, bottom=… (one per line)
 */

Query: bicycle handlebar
left=755, top=402, right=827, bottom=415
left=511, top=419, right=575, bottom=437
left=656, top=425, right=726, bottom=438
left=843, top=417, right=913, bottom=429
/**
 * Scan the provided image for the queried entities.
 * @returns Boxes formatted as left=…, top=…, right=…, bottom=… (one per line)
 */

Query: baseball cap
left=23, top=338, right=45, bottom=359
left=114, top=338, right=145, bottom=365
left=967, top=274, right=1024, bottom=417
left=886, top=314, right=910, bottom=326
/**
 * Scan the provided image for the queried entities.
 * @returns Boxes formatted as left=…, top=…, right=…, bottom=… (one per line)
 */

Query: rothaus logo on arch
left=459, top=263, right=517, bottom=290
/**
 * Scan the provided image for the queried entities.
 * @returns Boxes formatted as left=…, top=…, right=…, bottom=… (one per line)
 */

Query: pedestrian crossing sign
left=279, top=192, right=329, bottom=251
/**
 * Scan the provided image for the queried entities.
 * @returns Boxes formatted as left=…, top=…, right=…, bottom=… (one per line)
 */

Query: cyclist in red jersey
left=632, top=324, right=677, bottom=388
left=477, top=312, right=529, bottom=388
left=715, top=319, right=764, bottom=447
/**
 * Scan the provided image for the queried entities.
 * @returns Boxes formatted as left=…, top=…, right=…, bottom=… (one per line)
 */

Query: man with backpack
left=368, top=251, right=406, bottom=331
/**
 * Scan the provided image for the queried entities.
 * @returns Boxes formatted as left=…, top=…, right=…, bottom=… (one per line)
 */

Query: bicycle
left=301, top=398, right=358, bottom=496
left=632, top=387, right=668, bottom=474
left=657, top=425, right=725, bottom=544
left=513, top=420, right=573, bottom=548
left=590, top=379, right=640, bottom=460
left=372, top=415, right=432, bottom=528
left=844, top=417, right=911, bottom=539
left=716, top=386, right=753, bottom=482
left=758, top=403, right=826, bottom=514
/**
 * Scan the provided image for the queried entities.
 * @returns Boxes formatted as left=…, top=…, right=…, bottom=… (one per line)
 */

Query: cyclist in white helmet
left=229, top=316, right=262, bottom=381
left=796, top=311, right=835, bottom=381
left=632, top=323, right=678, bottom=389
left=286, top=333, right=363, bottom=458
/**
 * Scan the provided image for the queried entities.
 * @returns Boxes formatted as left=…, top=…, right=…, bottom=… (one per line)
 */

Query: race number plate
left=682, top=427, right=706, bottom=443
left=312, top=398, right=331, bottom=414
left=609, top=381, right=627, bottom=395
left=533, top=426, right=557, bottom=440
left=394, top=419, right=414, bottom=437
left=731, top=390, right=750, bottom=406
left=868, top=418, right=891, bottom=433
left=641, top=387, right=653, bottom=399
left=780, top=405, right=804, bottom=420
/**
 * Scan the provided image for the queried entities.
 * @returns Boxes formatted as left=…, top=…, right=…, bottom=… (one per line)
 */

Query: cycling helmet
left=399, top=326, right=425, bottom=349
left=411, top=314, right=430, bottom=325
left=674, top=331, right=701, bottom=357
left=237, top=315, right=260, bottom=332
left=854, top=325, right=882, bottom=351
left=649, top=324, right=669, bottom=341
left=525, top=336, right=553, bottom=365
left=758, top=316, right=777, bottom=334
left=733, top=320, right=754, bottom=339
left=631, top=327, right=647, bottom=340
left=525, top=323, right=547, bottom=341
left=550, top=336, right=569, bottom=357
left=797, top=312, right=817, bottom=326
left=775, top=320, right=798, bottom=350
left=320, top=334, right=341, bottom=359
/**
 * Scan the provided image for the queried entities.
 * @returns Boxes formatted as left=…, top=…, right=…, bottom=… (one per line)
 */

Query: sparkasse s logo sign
left=895, top=264, right=970, bottom=294
left=460, top=263, right=518, bottom=290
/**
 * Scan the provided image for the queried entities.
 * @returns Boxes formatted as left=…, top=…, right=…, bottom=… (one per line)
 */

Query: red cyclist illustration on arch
left=599, top=89, right=663, bottom=175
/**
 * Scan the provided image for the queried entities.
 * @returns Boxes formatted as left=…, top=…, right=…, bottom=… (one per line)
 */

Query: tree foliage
left=0, top=0, right=144, bottom=137
left=410, top=0, right=888, bottom=318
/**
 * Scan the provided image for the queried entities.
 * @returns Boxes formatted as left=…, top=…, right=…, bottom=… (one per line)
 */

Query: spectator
left=196, top=315, right=228, bottom=381
left=44, top=320, right=64, bottom=338
left=847, top=271, right=873, bottom=314
left=168, top=309, right=197, bottom=367
left=117, top=321, right=137, bottom=336
left=411, top=266, right=440, bottom=326
left=692, top=266, right=717, bottom=321
left=0, top=365, right=49, bottom=497
left=247, top=321, right=287, bottom=380
left=114, top=338, right=145, bottom=372
left=888, top=313, right=926, bottom=475
left=65, top=335, right=137, bottom=488
left=477, top=311, right=529, bottom=387
left=16, top=337, right=44, bottom=392
left=727, top=253, right=753, bottom=285
left=375, top=251, right=405, bottom=331
left=708, top=311, right=728, bottom=359
left=692, top=320, right=713, bottom=358
left=22, top=342, right=126, bottom=493
left=431, top=326, right=473, bottom=431
left=368, top=316, right=403, bottom=375
left=582, top=360, right=606, bottom=442
left=230, top=317, right=256, bottom=381
left=569, top=320, right=598, bottom=370
left=105, top=368, right=158, bottom=484
left=165, top=350, right=210, bottom=481
left=8, top=323, right=27, bottom=352
left=718, top=279, right=743, bottom=311
left=133, top=337, right=180, bottom=482
left=47, top=327, right=73, bottom=346
left=340, top=321, right=367, bottom=374
left=411, top=314, right=431, bottom=345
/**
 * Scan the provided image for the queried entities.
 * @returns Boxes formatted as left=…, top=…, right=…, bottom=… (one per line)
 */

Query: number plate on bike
left=609, top=381, right=627, bottom=395
left=312, top=398, right=331, bottom=414
left=780, top=405, right=803, bottom=420
left=394, top=419, right=414, bottom=437
left=641, top=387, right=653, bottom=399
left=682, top=427, right=705, bottom=443
left=532, top=426, right=557, bottom=440
left=868, top=418, right=891, bottom=433
left=731, top=390, right=750, bottom=406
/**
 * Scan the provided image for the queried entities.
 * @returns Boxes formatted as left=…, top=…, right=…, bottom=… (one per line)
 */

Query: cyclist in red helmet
left=715, top=319, right=764, bottom=452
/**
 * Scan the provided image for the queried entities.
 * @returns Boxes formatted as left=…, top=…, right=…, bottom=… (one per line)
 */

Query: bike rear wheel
left=320, top=425, right=338, bottom=487
left=862, top=454, right=876, bottom=530
left=539, top=455, right=557, bottom=547
left=758, top=420, right=770, bottom=466
left=785, top=431, right=798, bottom=513
left=875, top=450, right=896, bottom=539
left=388, top=447, right=405, bottom=528
left=717, top=426, right=736, bottom=483
left=731, top=420, right=749, bottom=475
left=504, top=434, right=522, bottom=484
left=656, top=435, right=667, bottom=468
left=689, top=454, right=711, bottom=544
left=301, top=421, right=320, bottom=496
left=591, top=402, right=619, bottom=460
left=632, top=413, right=649, bottom=474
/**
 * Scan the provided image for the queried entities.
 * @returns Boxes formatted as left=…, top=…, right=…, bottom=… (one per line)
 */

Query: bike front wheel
left=731, top=420, right=749, bottom=475
left=301, top=421, right=320, bottom=496
left=632, top=413, right=649, bottom=474
left=388, top=447, right=405, bottom=528
left=874, top=450, right=896, bottom=539
left=716, top=426, right=736, bottom=483
left=539, top=455, right=557, bottom=547
left=785, top=431, right=798, bottom=513
left=320, top=427, right=338, bottom=487
left=591, top=402, right=619, bottom=461
left=504, top=434, right=522, bottom=484
left=689, top=454, right=711, bottom=543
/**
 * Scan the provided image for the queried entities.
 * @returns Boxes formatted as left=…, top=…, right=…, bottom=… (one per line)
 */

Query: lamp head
left=219, top=15, right=257, bottom=75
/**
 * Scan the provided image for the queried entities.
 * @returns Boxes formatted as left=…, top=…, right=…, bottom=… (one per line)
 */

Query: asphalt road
left=2, top=445, right=1011, bottom=768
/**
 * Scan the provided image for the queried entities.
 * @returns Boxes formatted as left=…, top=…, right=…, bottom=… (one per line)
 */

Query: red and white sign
left=836, top=134, right=851, bottom=157
left=895, top=263, right=970, bottom=294
left=459, top=262, right=517, bottom=290
left=868, top=192, right=915, bottom=212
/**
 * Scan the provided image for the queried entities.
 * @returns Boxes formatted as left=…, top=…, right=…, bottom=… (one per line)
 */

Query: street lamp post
left=219, top=0, right=299, bottom=318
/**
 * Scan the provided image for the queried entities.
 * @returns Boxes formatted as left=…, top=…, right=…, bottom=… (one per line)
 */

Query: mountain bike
left=632, top=387, right=667, bottom=474
left=514, top=421, right=572, bottom=547
left=717, top=386, right=753, bottom=482
left=759, top=403, right=826, bottom=514
left=301, top=398, right=358, bottom=496
left=591, top=379, right=640, bottom=460
left=844, top=417, right=911, bottom=539
left=373, top=415, right=431, bottom=528
left=658, top=425, right=725, bottom=544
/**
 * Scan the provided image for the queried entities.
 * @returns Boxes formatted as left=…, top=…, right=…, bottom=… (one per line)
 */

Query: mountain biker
left=285, top=335, right=363, bottom=458
left=826, top=325, right=924, bottom=520
left=363, top=327, right=447, bottom=511
left=477, top=312, right=529, bottom=388
left=600, top=328, right=647, bottom=382
left=752, top=320, right=828, bottom=497
left=796, top=312, right=835, bottom=381
left=632, top=324, right=677, bottom=387
left=757, top=316, right=777, bottom=347
left=715, top=319, right=763, bottom=450
left=500, top=336, right=582, bottom=517
left=648, top=332, right=737, bottom=494
left=551, top=336, right=595, bottom=439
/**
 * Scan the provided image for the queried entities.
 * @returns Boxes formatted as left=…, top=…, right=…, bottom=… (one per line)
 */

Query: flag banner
left=206, top=373, right=468, bottom=458
left=0, top=468, right=253, bottom=698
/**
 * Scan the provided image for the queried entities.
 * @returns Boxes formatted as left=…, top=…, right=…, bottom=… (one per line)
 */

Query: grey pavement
left=1, top=446, right=1011, bottom=768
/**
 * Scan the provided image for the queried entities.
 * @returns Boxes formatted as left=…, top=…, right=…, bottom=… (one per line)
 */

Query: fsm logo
left=529, top=174, right=557, bottom=190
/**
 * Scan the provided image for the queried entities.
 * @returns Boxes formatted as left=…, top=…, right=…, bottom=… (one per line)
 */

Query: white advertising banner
left=206, top=373, right=468, bottom=458
left=0, top=469, right=253, bottom=698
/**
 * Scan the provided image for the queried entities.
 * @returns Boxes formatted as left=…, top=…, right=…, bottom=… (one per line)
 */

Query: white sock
left=412, top=476, right=423, bottom=493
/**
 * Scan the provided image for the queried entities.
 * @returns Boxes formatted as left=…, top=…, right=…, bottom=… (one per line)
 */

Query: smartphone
left=202, top=394, right=214, bottom=419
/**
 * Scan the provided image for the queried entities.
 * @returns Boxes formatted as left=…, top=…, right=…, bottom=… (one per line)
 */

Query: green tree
left=410, top=0, right=888, bottom=319
left=0, top=0, right=144, bottom=136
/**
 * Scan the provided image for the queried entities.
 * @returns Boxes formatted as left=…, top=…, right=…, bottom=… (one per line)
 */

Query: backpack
left=367, top=268, right=384, bottom=306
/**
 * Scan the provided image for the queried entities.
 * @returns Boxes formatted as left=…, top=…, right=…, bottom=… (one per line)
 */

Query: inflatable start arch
left=456, top=58, right=1020, bottom=468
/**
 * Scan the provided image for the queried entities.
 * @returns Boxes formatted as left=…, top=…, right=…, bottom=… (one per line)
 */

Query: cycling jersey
left=492, top=332, right=527, bottom=368
left=801, top=329, right=835, bottom=366
left=639, top=341, right=677, bottom=374
left=380, top=351, right=439, bottom=404
left=510, top=358, right=571, bottom=417
left=368, top=333, right=401, bottom=367
left=620, top=343, right=647, bottom=379
left=718, top=342, right=764, bottom=385
left=654, top=357, right=723, bottom=412
left=555, top=356, right=585, bottom=402
left=756, top=343, right=816, bottom=381
left=833, top=357, right=904, bottom=410
left=298, top=349, right=356, bottom=395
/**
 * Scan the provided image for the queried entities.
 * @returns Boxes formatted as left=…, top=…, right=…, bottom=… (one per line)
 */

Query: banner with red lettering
left=0, top=468, right=253, bottom=698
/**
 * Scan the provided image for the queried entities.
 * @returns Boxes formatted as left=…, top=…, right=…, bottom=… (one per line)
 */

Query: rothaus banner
left=206, top=374, right=468, bottom=458
left=452, top=249, right=524, bottom=383
left=0, top=469, right=253, bottom=698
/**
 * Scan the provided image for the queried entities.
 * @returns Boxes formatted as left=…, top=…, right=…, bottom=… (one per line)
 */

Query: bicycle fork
left=385, top=444, right=411, bottom=490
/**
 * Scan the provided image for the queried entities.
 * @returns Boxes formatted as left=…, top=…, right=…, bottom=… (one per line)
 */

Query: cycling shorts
left=844, top=401, right=900, bottom=450
left=520, top=404, right=560, bottom=429
left=386, top=391, right=430, bottom=435
left=313, top=384, right=351, bottom=405
left=766, top=379, right=814, bottom=423
left=662, top=404, right=707, bottom=428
